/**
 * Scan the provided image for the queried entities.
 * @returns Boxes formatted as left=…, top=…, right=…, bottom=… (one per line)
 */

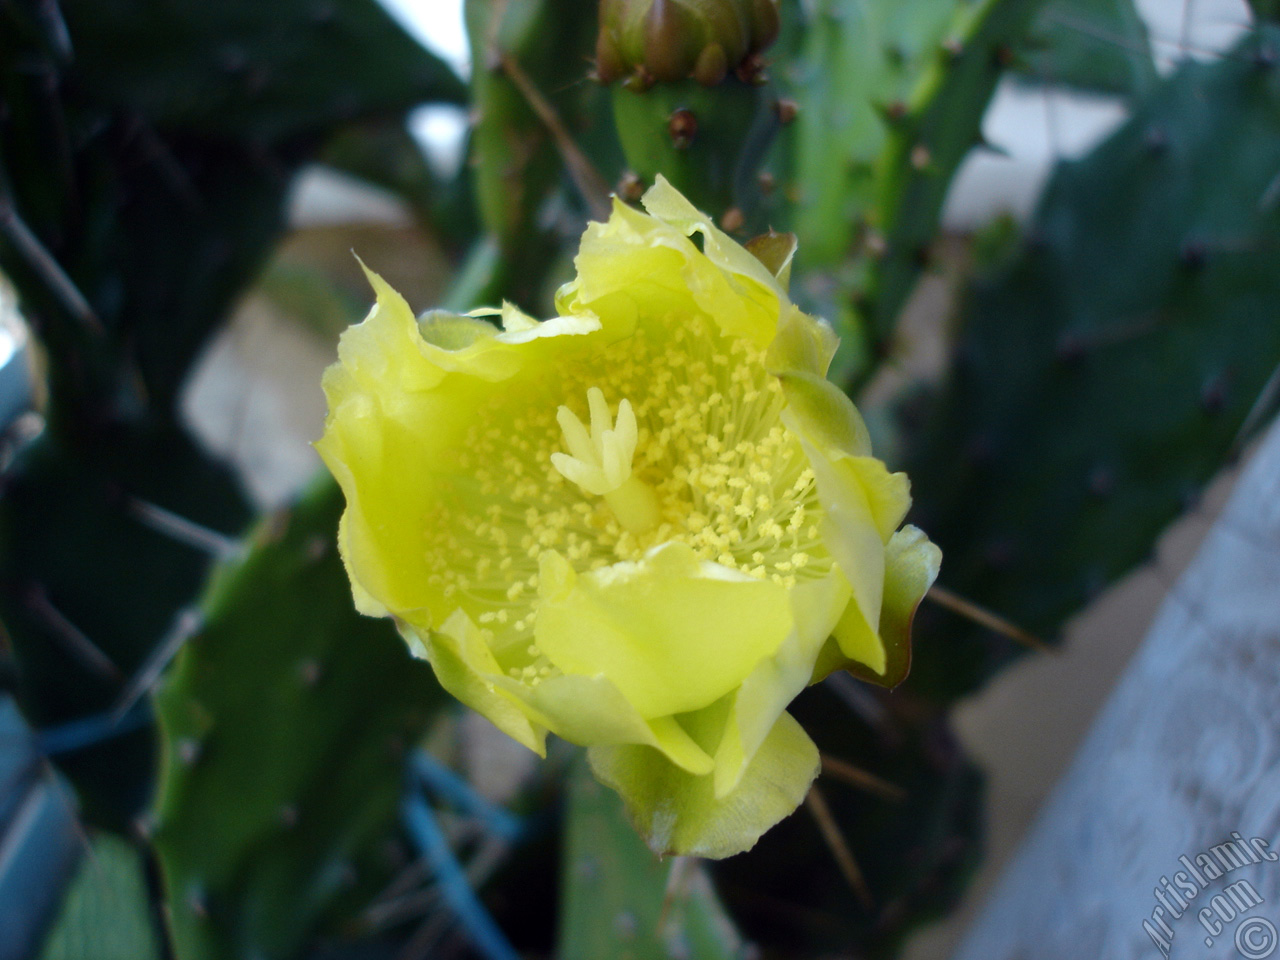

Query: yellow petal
left=765, top=304, right=840, bottom=379
left=512, top=672, right=714, bottom=775
left=410, top=611, right=547, bottom=756
left=777, top=370, right=873, bottom=459
left=316, top=268, right=610, bottom=626
left=533, top=542, right=793, bottom=718
left=830, top=589, right=888, bottom=676
left=641, top=176, right=785, bottom=313
left=842, top=456, right=912, bottom=542
left=336, top=511, right=387, bottom=618
left=712, top=570, right=850, bottom=797
left=799, top=437, right=886, bottom=642
left=563, top=178, right=784, bottom=348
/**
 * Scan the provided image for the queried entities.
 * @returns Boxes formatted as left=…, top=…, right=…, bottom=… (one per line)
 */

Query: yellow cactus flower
left=317, top=177, right=940, bottom=858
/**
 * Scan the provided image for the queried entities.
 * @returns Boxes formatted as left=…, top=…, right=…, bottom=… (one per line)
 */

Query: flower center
left=551, top=387, right=662, bottom=535
left=422, top=317, right=833, bottom=672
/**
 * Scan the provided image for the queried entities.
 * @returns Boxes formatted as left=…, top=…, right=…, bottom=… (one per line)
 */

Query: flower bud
left=596, top=0, right=780, bottom=89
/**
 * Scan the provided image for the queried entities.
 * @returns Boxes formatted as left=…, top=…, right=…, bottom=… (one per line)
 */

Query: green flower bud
left=595, top=0, right=780, bottom=89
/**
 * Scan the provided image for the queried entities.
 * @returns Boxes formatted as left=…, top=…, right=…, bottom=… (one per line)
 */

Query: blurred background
left=1, top=0, right=1277, bottom=958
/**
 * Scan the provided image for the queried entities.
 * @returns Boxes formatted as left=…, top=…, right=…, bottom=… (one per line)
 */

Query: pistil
left=551, top=387, right=661, bottom=535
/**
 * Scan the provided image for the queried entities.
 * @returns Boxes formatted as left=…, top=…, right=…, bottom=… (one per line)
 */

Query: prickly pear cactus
left=863, top=0, right=1046, bottom=356
left=57, top=0, right=466, bottom=141
left=903, top=23, right=1280, bottom=699
left=0, top=0, right=463, bottom=827
left=151, top=479, right=448, bottom=960
left=558, top=757, right=747, bottom=960
left=768, top=0, right=1047, bottom=386
left=38, top=833, right=161, bottom=960
left=610, top=78, right=778, bottom=223
left=786, top=0, right=963, bottom=267
left=465, top=0, right=605, bottom=306
left=1013, top=0, right=1158, bottom=96
left=7, top=1, right=1278, bottom=958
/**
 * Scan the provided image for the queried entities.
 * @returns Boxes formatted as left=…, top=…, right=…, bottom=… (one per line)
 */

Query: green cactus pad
left=903, top=24, right=1280, bottom=699
left=465, top=0, right=607, bottom=308
left=787, top=0, right=962, bottom=267
left=558, top=755, right=747, bottom=960
left=865, top=0, right=1047, bottom=354
left=0, top=0, right=462, bottom=829
left=611, top=78, right=775, bottom=220
left=38, top=832, right=161, bottom=960
left=57, top=0, right=465, bottom=141
left=151, top=478, right=448, bottom=960
left=1013, top=0, right=1158, bottom=96
left=0, top=430, right=251, bottom=827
